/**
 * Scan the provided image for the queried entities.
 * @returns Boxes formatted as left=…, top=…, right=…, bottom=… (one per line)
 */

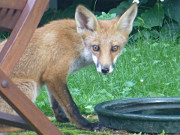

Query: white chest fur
left=68, top=48, right=93, bottom=74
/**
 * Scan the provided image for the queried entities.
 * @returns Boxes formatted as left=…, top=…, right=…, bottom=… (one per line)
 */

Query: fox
left=0, top=2, right=138, bottom=132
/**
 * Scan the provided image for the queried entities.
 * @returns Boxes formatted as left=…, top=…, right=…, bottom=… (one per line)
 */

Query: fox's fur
left=0, top=3, right=137, bottom=132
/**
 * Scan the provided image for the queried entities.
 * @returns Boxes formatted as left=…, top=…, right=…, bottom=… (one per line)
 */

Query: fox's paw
left=88, top=122, right=106, bottom=132
left=55, top=112, right=69, bottom=123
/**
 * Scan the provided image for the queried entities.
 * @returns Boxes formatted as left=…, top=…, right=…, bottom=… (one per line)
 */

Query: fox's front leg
left=46, top=79, right=103, bottom=131
left=50, top=95, right=69, bottom=122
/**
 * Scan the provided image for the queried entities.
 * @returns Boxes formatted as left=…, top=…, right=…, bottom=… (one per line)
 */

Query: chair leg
left=0, top=126, right=23, bottom=133
left=0, top=111, right=32, bottom=130
left=0, top=70, right=62, bottom=135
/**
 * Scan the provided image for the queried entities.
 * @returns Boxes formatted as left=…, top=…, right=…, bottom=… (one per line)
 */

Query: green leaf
left=97, top=12, right=116, bottom=20
left=140, top=3, right=164, bottom=29
left=62, top=5, right=76, bottom=18
left=163, top=0, right=180, bottom=23
left=161, top=22, right=180, bottom=40
left=134, top=17, right=145, bottom=27
left=124, top=81, right=135, bottom=87
left=109, top=1, right=131, bottom=15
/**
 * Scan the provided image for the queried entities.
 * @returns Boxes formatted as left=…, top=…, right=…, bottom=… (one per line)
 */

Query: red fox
left=0, top=2, right=138, bottom=131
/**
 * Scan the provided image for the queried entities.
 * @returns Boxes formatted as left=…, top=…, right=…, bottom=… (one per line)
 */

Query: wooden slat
left=0, top=0, right=27, bottom=10
left=0, top=70, right=63, bottom=135
left=0, top=0, right=48, bottom=76
left=0, top=111, right=32, bottom=130
left=0, top=9, right=21, bottom=31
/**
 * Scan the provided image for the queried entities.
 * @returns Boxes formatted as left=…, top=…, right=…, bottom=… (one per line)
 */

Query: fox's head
left=75, top=3, right=138, bottom=74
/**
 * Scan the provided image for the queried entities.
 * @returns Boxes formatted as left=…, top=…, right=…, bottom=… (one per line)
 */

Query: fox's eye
left=92, top=45, right=100, bottom=52
left=111, top=46, right=119, bottom=52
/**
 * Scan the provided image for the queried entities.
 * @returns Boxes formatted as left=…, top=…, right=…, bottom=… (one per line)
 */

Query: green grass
left=8, top=117, right=166, bottom=135
left=68, top=38, right=180, bottom=114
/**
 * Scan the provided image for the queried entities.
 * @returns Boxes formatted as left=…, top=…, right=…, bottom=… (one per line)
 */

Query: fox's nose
left=101, top=67, right=109, bottom=74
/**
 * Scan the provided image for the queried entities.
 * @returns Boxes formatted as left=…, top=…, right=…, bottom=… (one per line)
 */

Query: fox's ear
left=75, top=5, right=100, bottom=34
left=115, top=3, right=138, bottom=35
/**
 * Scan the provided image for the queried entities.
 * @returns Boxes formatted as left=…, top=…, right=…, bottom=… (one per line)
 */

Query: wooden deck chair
left=0, top=0, right=62, bottom=134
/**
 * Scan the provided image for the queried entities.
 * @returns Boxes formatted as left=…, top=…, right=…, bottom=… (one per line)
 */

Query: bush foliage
left=103, top=0, right=180, bottom=40
left=40, top=0, right=180, bottom=42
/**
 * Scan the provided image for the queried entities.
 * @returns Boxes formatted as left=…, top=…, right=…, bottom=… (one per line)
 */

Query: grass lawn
left=7, top=117, right=166, bottom=135
left=68, top=39, right=180, bottom=114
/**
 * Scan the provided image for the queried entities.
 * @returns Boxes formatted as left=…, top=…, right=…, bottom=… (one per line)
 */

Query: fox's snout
left=101, top=66, right=114, bottom=74
left=92, top=54, right=115, bottom=74
left=96, top=62, right=114, bottom=75
left=101, top=67, right=109, bottom=74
